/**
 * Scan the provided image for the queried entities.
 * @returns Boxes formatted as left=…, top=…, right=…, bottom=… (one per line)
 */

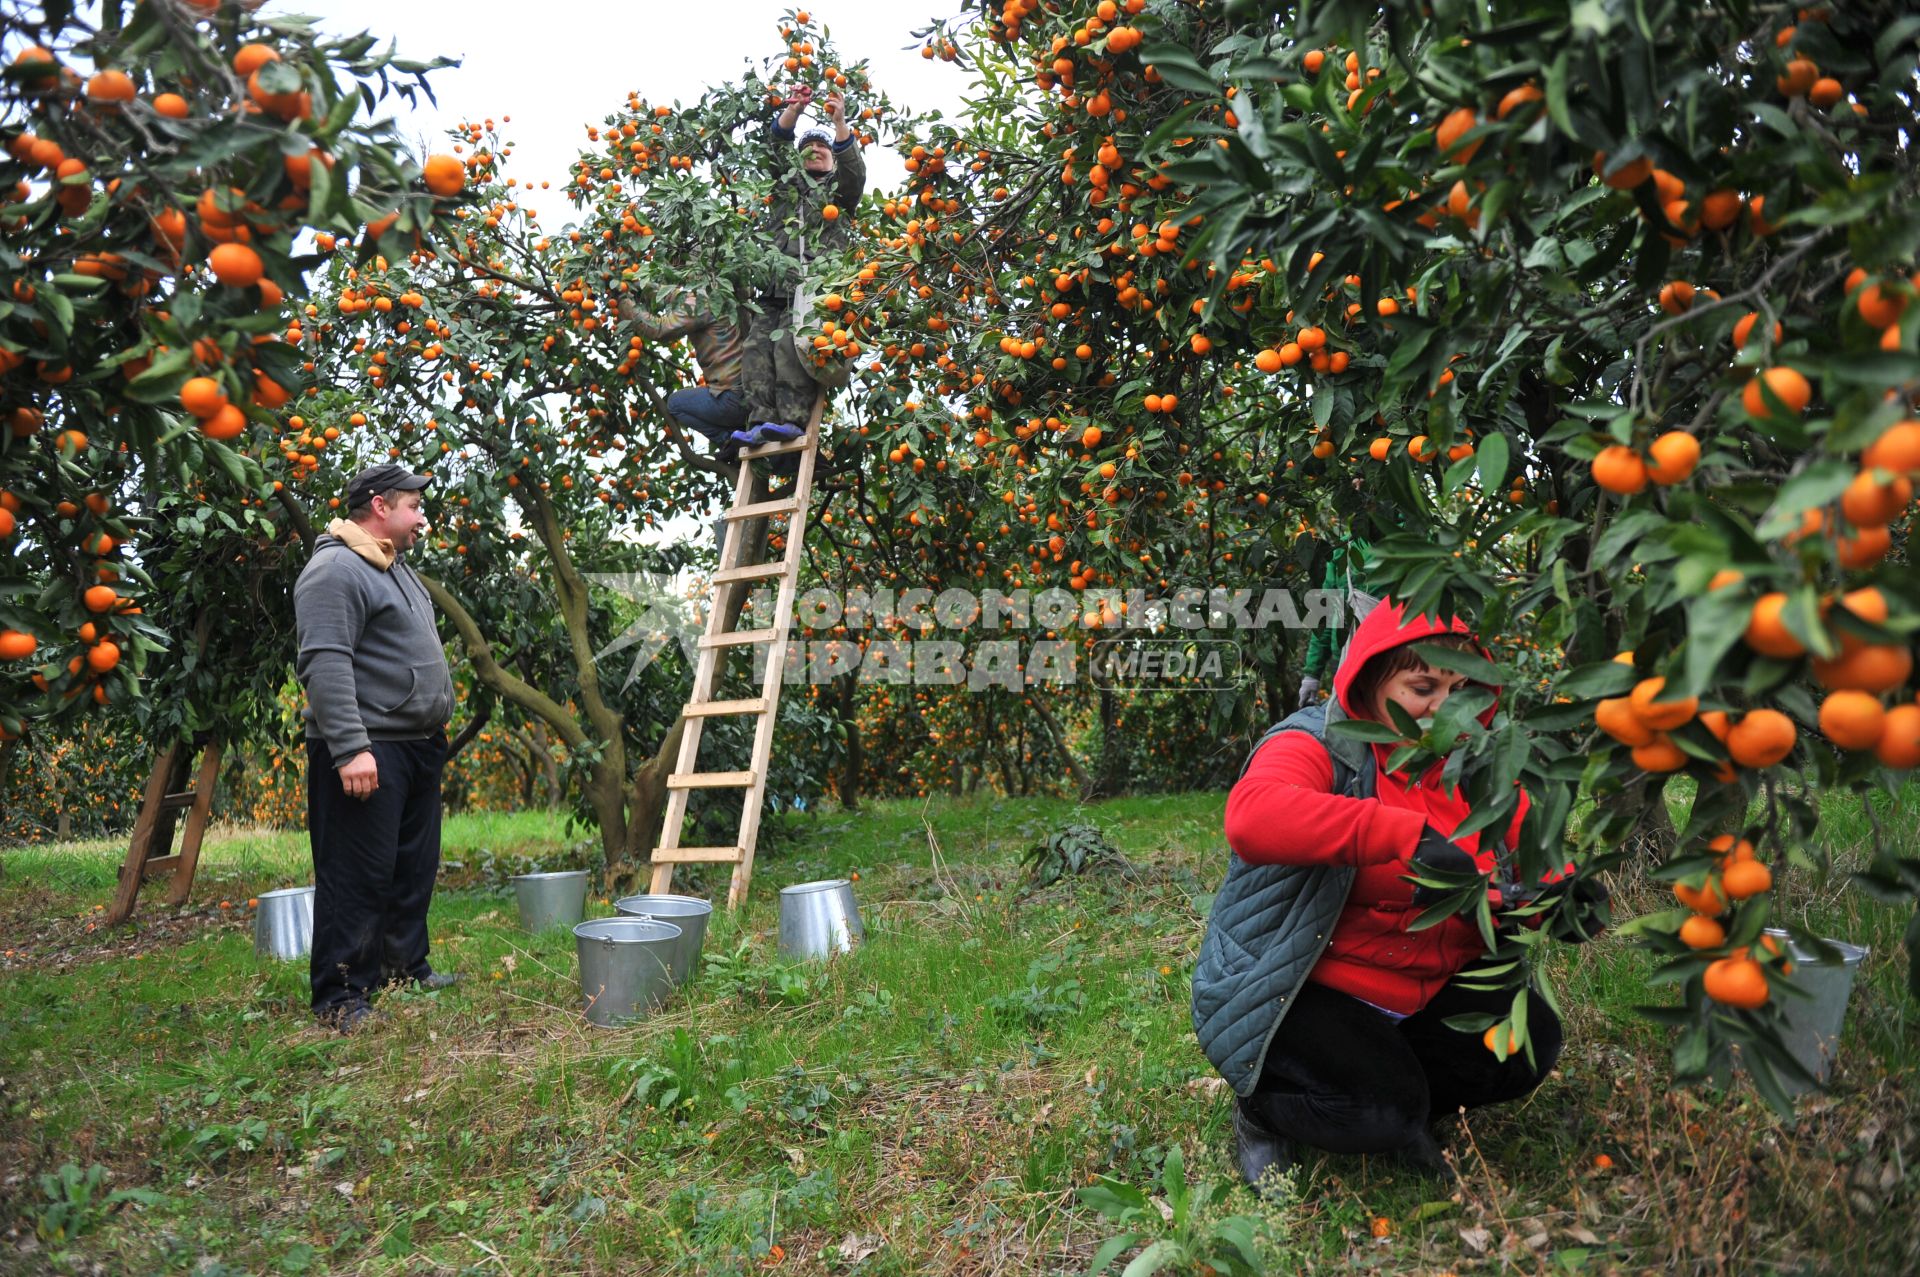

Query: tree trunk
left=427, top=464, right=796, bottom=895
left=0, top=737, right=15, bottom=868
left=446, top=689, right=494, bottom=764
left=1014, top=716, right=1032, bottom=795
left=587, top=754, right=633, bottom=889
left=531, top=720, right=561, bottom=805
left=834, top=670, right=862, bottom=811
left=1084, top=679, right=1124, bottom=800
left=1030, top=692, right=1092, bottom=798
left=503, top=742, right=533, bottom=807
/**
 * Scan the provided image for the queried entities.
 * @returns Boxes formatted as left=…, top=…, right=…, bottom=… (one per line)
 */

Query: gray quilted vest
left=1190, top=699, right=1376, bottom=1097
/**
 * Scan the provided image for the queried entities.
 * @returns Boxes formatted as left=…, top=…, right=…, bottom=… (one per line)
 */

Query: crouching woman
left=1192, top=600, right=1602, bottom=1187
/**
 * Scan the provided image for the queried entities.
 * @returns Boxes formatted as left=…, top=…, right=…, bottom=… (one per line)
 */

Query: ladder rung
left=666, top=770, right=757, bottom=790
left=683, top=697, right=770, bottom=718
left=741, top=436, right=811, bottom=457
left=713, top=560, right=789, bottom=585
left=650, top=845, right=746, bottom=864
left=141, top=854, right=181, bottom=877
left=724, top=498, right=800, bottom=522
left=159, top=791, right=198, bottom=811
left=698, top=628, right=778, bottom=648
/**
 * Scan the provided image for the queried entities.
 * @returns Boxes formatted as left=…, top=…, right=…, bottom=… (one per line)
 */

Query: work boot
left=413, top=971, right=462, bottom=991
left=1390, top=1128, right=1457, bottom=1182
left=317, top=1002, right=375, bottom=1034
left=1232, top=1100, right=1293, bottom=1194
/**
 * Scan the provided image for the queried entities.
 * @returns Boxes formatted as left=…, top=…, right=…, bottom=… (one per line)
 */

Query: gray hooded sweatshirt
left=293, top=519, right=454, bottom=761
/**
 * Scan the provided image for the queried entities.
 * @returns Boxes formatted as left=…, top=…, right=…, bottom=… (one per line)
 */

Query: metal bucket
left=512, top=870, right=589, bottom=933
left=611, top=894, right=712, bottom=984
left=778, top=878, right=863, bottom=961
left=253, top=886, right=314, bottom=961
left=1768, top=929, right=1870, bottom=1092
left=573, top=917, right=682, bottom=1028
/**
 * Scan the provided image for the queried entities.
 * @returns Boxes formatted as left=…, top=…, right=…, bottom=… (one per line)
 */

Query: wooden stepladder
left=648, top=393, right=825, bottom=909
left=107, top=735, right=225, bottom=925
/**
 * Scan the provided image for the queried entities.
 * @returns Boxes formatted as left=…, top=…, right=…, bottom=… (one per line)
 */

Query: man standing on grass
left=294, top=462, right=459, bottom=1032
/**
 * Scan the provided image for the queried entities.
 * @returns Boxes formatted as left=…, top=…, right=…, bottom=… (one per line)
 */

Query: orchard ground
left=2, top=786, right=1916, bottom=1276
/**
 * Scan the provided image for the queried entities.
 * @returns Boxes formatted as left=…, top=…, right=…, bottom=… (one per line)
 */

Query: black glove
left=1544, top=876, right=1611, bottom=944
left=1408, top=827, right=1480, bottom=907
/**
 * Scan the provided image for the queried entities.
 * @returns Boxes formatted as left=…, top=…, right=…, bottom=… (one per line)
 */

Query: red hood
left=1332, top=598, right=1499, bottom=730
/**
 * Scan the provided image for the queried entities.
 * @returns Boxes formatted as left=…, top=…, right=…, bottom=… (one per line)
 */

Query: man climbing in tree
left=621, top=291, right=750, bottom=462
left=731, top=81, right=866, bottom=453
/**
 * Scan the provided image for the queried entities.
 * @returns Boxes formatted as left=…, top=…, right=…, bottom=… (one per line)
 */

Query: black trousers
left=306, top=734, right=447, bottom=1015
left=1243, top=978, right=1562, bottom=1154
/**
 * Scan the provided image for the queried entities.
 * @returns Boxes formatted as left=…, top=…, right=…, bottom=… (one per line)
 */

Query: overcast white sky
left=286, top=1, right=972, bottom=227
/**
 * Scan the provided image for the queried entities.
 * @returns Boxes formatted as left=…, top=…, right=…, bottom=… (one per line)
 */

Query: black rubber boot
left=1233, top=1100, right=1293, bottom=1193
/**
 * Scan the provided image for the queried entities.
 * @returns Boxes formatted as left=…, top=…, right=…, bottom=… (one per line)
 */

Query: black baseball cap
left=346, top=463, right=431, bottom=509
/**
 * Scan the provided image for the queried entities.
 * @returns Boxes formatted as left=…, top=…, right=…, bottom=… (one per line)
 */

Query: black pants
left=1243, top=979, right=1562, bottom=1154
left=306, top=735, right=447, bottom=1016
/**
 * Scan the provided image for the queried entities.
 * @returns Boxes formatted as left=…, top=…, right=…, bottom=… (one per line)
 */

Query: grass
left=1, top=790, right=1916, bottom=1275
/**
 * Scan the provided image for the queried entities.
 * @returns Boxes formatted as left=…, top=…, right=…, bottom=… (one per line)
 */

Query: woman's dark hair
left=1349, top=632, right=1479, bottom=721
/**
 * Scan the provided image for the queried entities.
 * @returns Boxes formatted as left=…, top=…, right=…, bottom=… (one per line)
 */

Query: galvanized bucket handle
left=592, top=913, right=657, bottom=948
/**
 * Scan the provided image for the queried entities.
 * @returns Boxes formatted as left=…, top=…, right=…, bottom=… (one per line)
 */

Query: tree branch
left=274, top=485, right=316, bottom=554
left=515, top=482, right=624, bottom=748
left=417, top=569, right=588, bottom=750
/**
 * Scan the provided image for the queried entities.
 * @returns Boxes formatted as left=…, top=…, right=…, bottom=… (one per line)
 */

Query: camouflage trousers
left=741, top=301, right=821, bottom=429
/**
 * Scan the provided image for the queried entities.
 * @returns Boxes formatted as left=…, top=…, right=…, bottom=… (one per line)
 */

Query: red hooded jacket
left=1223, top=601, right=1532, bottom=1015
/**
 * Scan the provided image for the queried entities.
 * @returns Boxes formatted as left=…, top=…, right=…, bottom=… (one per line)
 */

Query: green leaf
left=1876, top=14, right=1920, bottom=65
left=1477, top=432, right=1510, bottom=492
left=1756, top=459, right=1854, bottom=540
left=1139, top=44, right=1217, bottom=96
left=1327, top=718, right=1405, bottom=744
left=1593, top=510, right=1668, bottom=570
left=36, top=287, right=74, bottom=335
left=206, top=440, right=250, bottom=488
left=1544, top=50, right=1578, bottom=141
left=1411, top=642, right=1504, bottom=683
left=124, top=348, right=196, bottom=403
left=1673, top=1024, right=1710, bottom=1077
left=1299, top=125, right=1346, bottom=189
left=1087, top=1233, right=1141, bottom=1276
left=1138, top=100, right=1210, bottom=160
left=1159, top=1144, right=1189, bottom=1221
left=1079, top=1180, right=1149, bottom=1220
left=308, top=150, right=336, bottom=222
left=255, top=60, right=304, bottom=95
left=1121, top=1239, right=1185, bottom=1277
left=1556, top=660, right=1635, bottom=699
left=1675, top=587, right=1755, bottom=699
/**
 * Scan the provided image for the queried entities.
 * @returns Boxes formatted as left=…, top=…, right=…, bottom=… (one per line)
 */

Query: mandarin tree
left=296, top=15, right=919, bottom=889
left=819, top=0, right=1920, bottom=1105
left=0, top=2, right=451, bottom=765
